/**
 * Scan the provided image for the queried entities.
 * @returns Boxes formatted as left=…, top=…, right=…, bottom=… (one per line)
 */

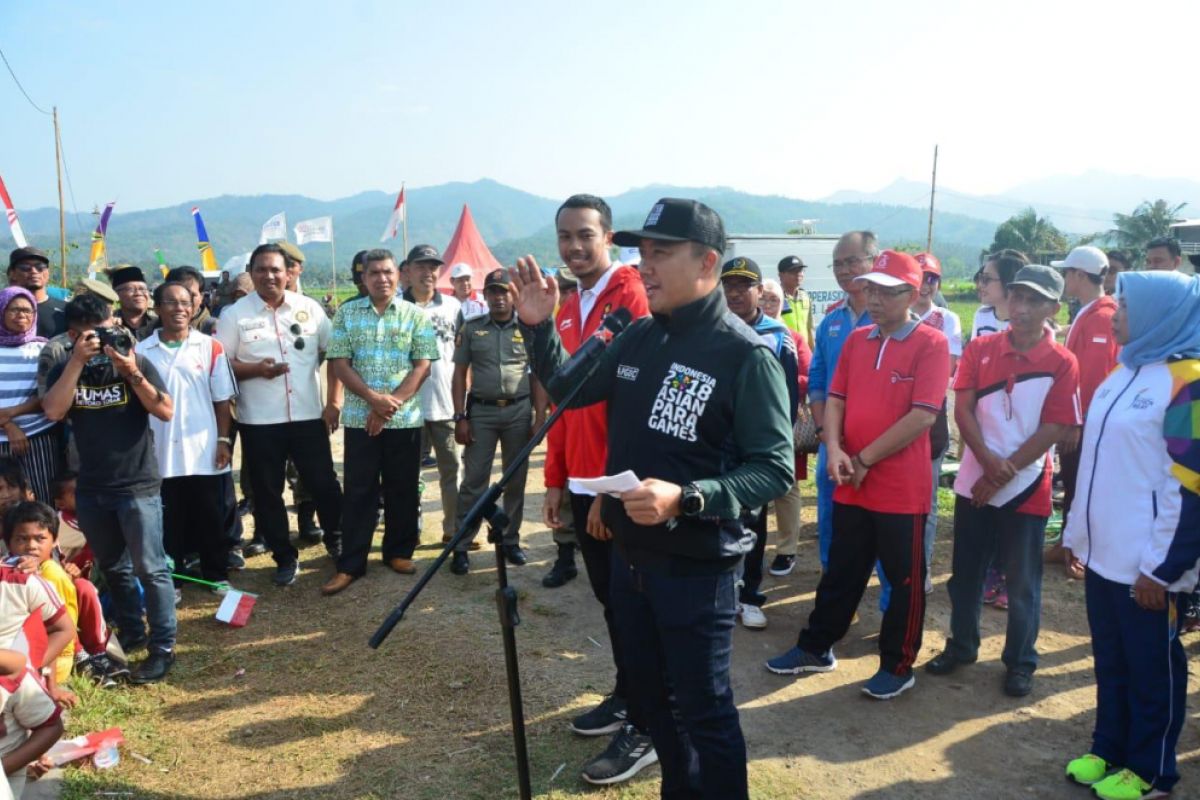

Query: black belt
left=469, top=394, right=529, bottom=408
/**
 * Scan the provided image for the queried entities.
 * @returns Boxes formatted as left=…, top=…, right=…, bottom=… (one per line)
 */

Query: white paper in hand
left=568, top=470, right=642, bottom=498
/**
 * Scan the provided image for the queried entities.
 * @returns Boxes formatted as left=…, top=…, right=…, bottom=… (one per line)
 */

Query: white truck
left=721, top=234, right=846, bottom=326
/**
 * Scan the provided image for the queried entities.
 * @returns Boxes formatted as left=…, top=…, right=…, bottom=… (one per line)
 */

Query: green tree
left=987, top=208, right=1069, bottom=259
left=1109, top=199, right=1187, bottom=253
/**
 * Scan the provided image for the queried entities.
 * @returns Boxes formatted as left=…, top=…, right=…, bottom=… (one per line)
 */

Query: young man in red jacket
left=1049, top=246, right=1119, bottom=571
left=538, top=194, right=654, bottom=786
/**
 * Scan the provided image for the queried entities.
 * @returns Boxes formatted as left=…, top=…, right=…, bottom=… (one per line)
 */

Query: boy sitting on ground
left=0, top=646, right=63, bottom=798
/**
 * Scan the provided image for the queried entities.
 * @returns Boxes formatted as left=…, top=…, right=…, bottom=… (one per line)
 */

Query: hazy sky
left=2, top=0, right=1196, bottom=212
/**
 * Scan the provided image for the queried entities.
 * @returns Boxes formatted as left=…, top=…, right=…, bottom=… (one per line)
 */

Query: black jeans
left=571, top=492, right=627, bottom=700
left=161, top=475, right=231, bottom=583
left=240, top=419, right=343, bottom=566
left=339, top=426, right=421, bottom=576
left=738, top=507, right=768, bottom=607
left=798, top=502, right=927, bottom=676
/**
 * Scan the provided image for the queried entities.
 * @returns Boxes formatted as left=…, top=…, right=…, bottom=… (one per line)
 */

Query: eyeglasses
left=863, top=283, right=913, bottom=299
left=117, top=286, right=149, bottom=296
left=976, top=274, right=1000, bottom=286
left=3, top=307, right=34, bottom=317
left=11, top=263, right=48, bottom=273
left=830, top=255, right=870, bottom=270
left=290, top=323, right=306, bottom=351
left=922, top=273, right=941, bottom=286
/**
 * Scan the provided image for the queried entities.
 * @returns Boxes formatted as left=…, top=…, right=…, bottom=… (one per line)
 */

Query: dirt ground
left=78, top=437, right=1200, bottom=800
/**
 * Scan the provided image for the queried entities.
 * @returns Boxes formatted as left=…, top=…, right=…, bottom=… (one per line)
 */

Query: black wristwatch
left=680, top=483, right=705, bottom=517
left=453, top=412, right=469, bottom=422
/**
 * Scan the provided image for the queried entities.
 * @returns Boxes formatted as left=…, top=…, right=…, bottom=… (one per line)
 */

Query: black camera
left=91, top=326, right=134, bottom=356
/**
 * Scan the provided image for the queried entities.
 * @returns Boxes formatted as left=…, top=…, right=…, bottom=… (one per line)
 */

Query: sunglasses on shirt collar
left=289, top=323, right=305, bottom=351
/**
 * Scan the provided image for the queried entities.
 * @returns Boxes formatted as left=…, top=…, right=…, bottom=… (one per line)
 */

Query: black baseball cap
left=720, top=257, right=762, bottom=283
left=404, top=244, right=444, bottom=266
left=612, top=198, right=726, bottom=253
left=1008, top=264, right=1064, bottom=301
left=778, top=256, right=806, bottom=272
left=8, top=247, right=49, bottom=269
left=483, top=269, right=511, bottom=290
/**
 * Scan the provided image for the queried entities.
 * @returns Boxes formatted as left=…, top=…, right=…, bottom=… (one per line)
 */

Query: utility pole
left=53, top=107, right=67, bottom=286
left=926, top=144, right=938, bottom=253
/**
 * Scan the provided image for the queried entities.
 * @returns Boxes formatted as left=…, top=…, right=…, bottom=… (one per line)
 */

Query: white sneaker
left=924, top=575, right=933, bottom=595
left=739, top=603, right=767, bottom=630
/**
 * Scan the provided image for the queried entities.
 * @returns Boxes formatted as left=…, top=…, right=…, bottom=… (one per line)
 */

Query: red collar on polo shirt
left=996, top=327, right=1055, bottom=362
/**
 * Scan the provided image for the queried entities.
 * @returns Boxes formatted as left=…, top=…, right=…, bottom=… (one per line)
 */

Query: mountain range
left=11, top=172, right=1194, bottom=285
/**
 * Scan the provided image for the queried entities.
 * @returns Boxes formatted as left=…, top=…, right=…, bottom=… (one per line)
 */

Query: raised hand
left=510, top=256, right=559, bottom=327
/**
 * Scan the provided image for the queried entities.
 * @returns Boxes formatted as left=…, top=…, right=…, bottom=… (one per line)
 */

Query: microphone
left=550, top=307, right=633, bottom=387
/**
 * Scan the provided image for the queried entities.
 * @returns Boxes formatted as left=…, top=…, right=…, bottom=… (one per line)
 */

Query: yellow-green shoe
left=1065, top=754, right=1109, bottom=786
left=1091, top=768, right=1168, bottom=800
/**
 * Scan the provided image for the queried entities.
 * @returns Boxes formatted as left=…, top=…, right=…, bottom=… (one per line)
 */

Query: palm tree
left=1109, top=200, right=1187, bottom=252
left=988, top=208, right=1068, bottom=259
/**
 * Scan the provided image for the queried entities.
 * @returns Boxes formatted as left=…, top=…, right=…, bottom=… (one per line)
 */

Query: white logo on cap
left=875, top=253, right=888, bottom=270
left=645, top=204, right=665, bottom=227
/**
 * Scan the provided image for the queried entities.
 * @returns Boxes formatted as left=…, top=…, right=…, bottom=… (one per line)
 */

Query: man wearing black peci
left=511, top=198, right=794, bottom=800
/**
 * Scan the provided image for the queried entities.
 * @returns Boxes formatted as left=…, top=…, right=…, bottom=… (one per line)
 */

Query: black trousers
left=240, top=419, right=343, bottom=566
left=739, top=507, right=768, bottom=607
left=798, top=502, right=927, bottom=676
left=161, top=474, right=231, bottom=582
left=1059, top=446, right=1081, bottom=532
left=338, top=426, right=421, bottom=576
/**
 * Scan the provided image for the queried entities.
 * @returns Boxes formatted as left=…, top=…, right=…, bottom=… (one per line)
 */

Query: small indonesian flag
left=215, top=589, right=257, bottom=627
left=47, top=727, right=125, bottom=767
left=380, top=185, right=406, bottom=242
left=0, top=172, right=28, bottom=248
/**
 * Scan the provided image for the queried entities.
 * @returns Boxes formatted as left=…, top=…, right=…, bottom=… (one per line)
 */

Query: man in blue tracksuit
left=720, top=256, right=799, bottom=630
left=809, top=232, right=875, bottom=568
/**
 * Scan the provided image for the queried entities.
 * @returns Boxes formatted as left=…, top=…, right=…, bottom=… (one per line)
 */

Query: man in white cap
left=1047, top=246, right=1119, bottom=569
left=449, top=263, right=487, bottom=320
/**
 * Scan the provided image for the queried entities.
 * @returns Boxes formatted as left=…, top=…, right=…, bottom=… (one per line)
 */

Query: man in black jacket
left=512, top=198, right=793, bottom=800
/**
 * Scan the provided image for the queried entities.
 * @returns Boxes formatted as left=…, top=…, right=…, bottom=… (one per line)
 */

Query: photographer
left=38, top=293, right=178, bottom=684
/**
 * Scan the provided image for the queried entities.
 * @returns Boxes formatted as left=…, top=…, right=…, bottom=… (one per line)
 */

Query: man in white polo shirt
left=450, top=263, right=487, bottom=320
left=137, top=281, right=238, bottom=588
left=215, top=243, right=344, bottom=587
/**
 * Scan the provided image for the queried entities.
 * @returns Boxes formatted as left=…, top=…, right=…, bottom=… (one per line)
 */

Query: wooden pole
left=53, top=107, right=67, bottom=286
left=926, top=144, right=938, bottom=253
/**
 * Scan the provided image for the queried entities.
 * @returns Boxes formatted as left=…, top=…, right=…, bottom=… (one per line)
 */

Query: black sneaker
left=130, top=650, right=175, bottom=685
left=581, top=723, right=658, bottom=785
left=297, top=502, right=324, bottom=544
left=571, top=694, right=627, bottom=737
left=768, top=554, right=796, bottom=576
left=925, top=649, right=975, bottom=676
left=324, top=533, right=343, bottom=561
left=236, top=498, right=253, bottom=517
left=86, top=653, right=130, bottom=687
left=226, top=550, right=246, bottom=571
left=450, top=551, right=469, bottom=575
left=1004, top=669, right=1034, bottom=697
left=542, top=562, right=578, bottom=588
left=243, top=539, right=268, bottom=557
left=273, top=560, right=299, bottom=586
left=502, top=545, right=527, bottom=566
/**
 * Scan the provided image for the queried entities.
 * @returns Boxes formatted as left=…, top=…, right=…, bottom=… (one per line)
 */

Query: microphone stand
left=370, top=340, right=608, bottom=800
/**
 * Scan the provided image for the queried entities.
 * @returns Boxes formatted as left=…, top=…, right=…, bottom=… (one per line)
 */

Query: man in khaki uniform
left=449, top=269, right=543, bottom=575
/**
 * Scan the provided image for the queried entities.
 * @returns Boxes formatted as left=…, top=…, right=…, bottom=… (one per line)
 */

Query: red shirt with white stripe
left=828, top=321, right=951, bottom=514
left=953, top=330, right=1080, bottom=516
left=1064, top=296, right=1119, bottom=414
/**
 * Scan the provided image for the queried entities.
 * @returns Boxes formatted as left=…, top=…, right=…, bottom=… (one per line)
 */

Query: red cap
left=915, top=252, right=941, bottom=277
left=855, top=250, right=922, bottom=290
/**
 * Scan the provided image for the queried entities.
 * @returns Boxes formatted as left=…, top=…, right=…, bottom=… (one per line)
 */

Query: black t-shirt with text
left=43, top=352, right=167, bottom=496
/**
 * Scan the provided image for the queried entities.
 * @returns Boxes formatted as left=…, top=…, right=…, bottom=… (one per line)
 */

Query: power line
left=57, top=131, right=86, bottom=236
left=0, top=46, right=51, bottom=116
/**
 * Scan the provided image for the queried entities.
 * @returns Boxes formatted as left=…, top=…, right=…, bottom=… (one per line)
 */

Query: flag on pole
left=294, top=216, right=333, bottom=245
left=154, top=249, right=169, bottom=277
left=0, top=173, right=27, bottom=248
left=260, top=212, right=287, bottom=244
left=380, top=186, right=406, bottom=242
left=88, top=202, right=115, bottom=273
left=214, top=589, right=257, bottom=628
left=191, top=207, right=219, bottom=272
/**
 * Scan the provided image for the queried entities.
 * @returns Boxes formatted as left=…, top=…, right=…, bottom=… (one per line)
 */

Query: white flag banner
left=224, top=252, right=251, bottom=272
left=260, top=212, right=287, bottom=244
left=294, top=216, right=333, bottom=245
left=380, top=187, right=406, bottom=242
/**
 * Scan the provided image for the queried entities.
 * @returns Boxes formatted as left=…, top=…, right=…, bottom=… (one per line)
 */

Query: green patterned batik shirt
left=327, top=295, right=439, bottom=429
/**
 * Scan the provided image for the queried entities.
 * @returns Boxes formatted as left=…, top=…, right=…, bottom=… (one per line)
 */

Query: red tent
left=436, top=204, right=504, bottom=292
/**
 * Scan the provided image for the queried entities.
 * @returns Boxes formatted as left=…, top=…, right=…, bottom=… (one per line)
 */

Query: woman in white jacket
left=1062, top=270, right=1200, bottom=800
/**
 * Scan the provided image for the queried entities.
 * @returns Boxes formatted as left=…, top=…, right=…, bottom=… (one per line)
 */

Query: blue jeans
left=945, top=496, right=1045, bottom=673
left=1086, top=569, right=1186, bottom=793
left=611, top=551, right=747, bottom=799
left=821, top=444, right=891, bottom=610
left=76, top=491, right=177, bottom=653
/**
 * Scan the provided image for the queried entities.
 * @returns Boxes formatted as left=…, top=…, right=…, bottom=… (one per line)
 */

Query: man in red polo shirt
left=926, top=264, right=1080, bottom=698
left=1047, top=246, right=1119, bottom=570
left=537, top=194, right=653, bottom=785
left=765, top=250, right=950, bottom=700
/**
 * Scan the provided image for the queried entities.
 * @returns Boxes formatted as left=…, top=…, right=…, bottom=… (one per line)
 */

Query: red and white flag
left=0, top=172, right=28, bottom=248
left=380, top=185, right=406, bottom=242
left=215, top=589, right=257, bottom=627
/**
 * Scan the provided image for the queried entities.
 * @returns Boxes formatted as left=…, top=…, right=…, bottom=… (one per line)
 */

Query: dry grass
left=56, top=449, right=1200, bottom=800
